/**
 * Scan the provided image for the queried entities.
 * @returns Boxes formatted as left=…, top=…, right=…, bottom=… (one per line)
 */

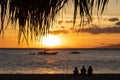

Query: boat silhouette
left=70, top=51, right=80, bottom=54
left=29, top=52, right=36, bottom=55
left=37, top=50, right=58, bottom=55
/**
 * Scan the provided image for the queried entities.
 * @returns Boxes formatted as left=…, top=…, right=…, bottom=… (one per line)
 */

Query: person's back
left=88, top=66, right=93, bottom=76
left=73, top=67, right=78, bottom=75
left=81, top=66, right=86, bottom=75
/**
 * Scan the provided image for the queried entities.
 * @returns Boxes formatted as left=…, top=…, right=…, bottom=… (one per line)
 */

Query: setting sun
left=42, top=34, right=61, bottom=47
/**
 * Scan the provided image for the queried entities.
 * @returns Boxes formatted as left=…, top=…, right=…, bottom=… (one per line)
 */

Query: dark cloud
left=49, top=30, right=69, bottom=35
left=65, top=20, right=73, bottom=23
left=115, top=21, right=120, bottom=25
left=79, top=26, right=120, bottom=34
left=108, top=18, right=119, bottom=22
left=58, top=20, right=63, bottom=25
left=61, top=26, right=65, bottom=28
left=100, top=43, right=106, bottom=45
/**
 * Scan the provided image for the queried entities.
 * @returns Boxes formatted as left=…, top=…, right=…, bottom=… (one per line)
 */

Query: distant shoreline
left=0, top=48, right=120, bottom=50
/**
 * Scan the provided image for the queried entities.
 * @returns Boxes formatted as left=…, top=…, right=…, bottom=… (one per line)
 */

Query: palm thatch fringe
left=0, top=0, right=109, bottom=43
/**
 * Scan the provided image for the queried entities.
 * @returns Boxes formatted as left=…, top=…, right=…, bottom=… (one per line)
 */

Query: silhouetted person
left=73, top=67, right=78, bottom=75
left=81, top=66, right=86, bottom=75
left=87, top=66, right=93, bottom=76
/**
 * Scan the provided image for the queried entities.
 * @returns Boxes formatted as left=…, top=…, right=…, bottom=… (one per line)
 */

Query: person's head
left=89, top=66, right=92, bottom=69
left=82, top=66, right=85, bottom=69
left=75, top=67, right=77, bottom=69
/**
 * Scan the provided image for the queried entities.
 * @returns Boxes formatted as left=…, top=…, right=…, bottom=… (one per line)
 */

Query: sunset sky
left=0, top=0, right=120, bottom=48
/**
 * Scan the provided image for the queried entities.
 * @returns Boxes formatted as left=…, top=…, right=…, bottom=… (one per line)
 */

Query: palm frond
left=0, top=0, right=109, bottom=43
left=0, top=0, right=68, bottom=43
left=73, top=0, right=109, bottom=26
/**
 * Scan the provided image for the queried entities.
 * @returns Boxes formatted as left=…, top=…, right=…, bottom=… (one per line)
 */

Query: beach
left=0, top=74, right=120, bottom=80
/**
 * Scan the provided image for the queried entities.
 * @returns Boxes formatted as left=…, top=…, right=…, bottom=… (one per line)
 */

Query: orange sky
left=0, top=0, right=120, bottom=48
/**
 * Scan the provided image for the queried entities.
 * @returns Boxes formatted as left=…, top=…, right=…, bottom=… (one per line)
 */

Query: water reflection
left=46, top=59, right=55, bottom=65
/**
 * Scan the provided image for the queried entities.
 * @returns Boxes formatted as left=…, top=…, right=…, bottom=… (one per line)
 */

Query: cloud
left=49, top=30, right=69, bottom=35
left=108, top=18, right=119, bottom=22
left=99, top=44, right=120, bottom=48
left=58, top=20, right=63, bottom=25
left=65, top=20, right=73, bottom=23
left=79, top=26, right=120, bottom=34
left=100, top=43, right=106, bottom=45
left=115, top=22, right=120, bottom=25
left=60, top=26, right=65, bottom=28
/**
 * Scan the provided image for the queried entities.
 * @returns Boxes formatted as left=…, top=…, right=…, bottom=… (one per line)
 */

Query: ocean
left=0, top=49, right=120, bottom=74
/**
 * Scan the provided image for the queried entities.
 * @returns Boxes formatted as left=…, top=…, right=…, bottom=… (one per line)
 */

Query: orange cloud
left=58, top=20, right=63, bottom=25
left=99, top=44, right=120, bottom=48
left=49, top=30, right=69, bottom=35
left=65, top=20, right=73, bottom=23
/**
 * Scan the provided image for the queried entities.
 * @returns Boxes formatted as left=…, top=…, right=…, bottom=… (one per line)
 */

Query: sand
left=0, top=74, right=120, bottom=80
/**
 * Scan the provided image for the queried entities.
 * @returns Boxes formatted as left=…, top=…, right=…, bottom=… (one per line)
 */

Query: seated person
left=73, top=67, right=78, bottom=75
left=87, top=66, right=93, bottom=76
left=81, top=66, right=86, bottom=75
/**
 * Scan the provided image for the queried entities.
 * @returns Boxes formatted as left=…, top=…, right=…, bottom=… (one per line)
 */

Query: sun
left=42, top=34, right=61, bottom=47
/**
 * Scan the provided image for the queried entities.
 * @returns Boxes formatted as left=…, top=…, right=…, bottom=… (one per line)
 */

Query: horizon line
left=0, top=47, right=120, bottom=50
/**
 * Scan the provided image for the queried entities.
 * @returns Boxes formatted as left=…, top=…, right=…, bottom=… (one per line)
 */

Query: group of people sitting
left=73, top=66, right=93, bottom=76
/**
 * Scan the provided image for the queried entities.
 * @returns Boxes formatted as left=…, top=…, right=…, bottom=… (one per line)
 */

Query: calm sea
left=0, top=49, right=120, bottom=74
